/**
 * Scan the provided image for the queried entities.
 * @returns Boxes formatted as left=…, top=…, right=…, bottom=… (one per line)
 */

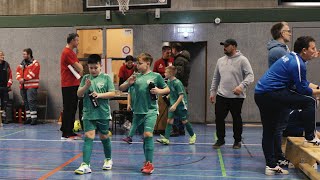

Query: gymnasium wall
left=2, top=21, right=320, bottom=123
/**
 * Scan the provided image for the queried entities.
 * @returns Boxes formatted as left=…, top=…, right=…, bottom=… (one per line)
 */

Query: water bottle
left=148, top=82, right=157, bottom=100
left=88, top=90, right=99, bottom=108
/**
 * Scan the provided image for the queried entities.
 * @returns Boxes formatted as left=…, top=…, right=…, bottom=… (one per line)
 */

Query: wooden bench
left=285, top=137, right=320, bottom=180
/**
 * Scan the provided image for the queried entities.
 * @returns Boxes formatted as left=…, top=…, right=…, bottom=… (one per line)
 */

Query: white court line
left=0, top=138, right=262, bottom=146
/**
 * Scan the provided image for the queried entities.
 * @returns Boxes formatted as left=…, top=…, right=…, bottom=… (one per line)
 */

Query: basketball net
left=117, top=0, right=130, bottom=15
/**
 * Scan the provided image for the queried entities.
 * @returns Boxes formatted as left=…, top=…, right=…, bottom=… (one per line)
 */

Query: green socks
left=144, top=137, right=154, bottom=163
left=165, top=124, right=172, bottom=139
left=185, top=122, right=195, bottom=136
left=83, top=137, right=94, bottom=165
left=101, top=138, right=112, bottom=160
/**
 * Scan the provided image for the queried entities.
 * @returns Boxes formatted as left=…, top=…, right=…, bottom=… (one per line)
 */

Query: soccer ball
left=73, top=120, right=82, bottom=132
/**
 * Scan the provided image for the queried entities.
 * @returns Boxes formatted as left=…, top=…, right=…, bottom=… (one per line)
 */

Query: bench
left=285, top=137, right=320, bottom=180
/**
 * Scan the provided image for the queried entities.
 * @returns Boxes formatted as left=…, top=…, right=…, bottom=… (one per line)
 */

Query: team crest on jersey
left=282, top=56, right=289, bottom=63
left=159, top=64, right=163, bottom=69
left=97, top=82, right=104, bottom=89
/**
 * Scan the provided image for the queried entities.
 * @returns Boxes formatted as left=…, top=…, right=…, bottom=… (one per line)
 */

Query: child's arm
left=169, top=94, right=183, bottom=112
left=119, top=75, right=136, bottom=91
left=150, top=86, right=170, bottom=95
left=95, top=91, right=116, bottom=99
left=127, top=93, right=132, bottom=111
left=77, top=78, right=91, bottom=97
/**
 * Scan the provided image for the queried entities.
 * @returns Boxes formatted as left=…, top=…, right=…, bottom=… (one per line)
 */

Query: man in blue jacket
left=255, top=36, right=320, bottom=176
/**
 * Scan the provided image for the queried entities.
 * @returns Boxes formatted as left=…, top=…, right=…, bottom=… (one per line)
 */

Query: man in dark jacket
left=0, top=51, right=12, bottom=124
left=171, top=43, right=191, bottom=136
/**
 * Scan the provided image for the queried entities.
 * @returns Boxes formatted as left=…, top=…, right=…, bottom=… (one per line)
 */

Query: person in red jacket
left=16, top=48, right=40, bottom=125
left=0, top=51, right=12, bottom=124
left=118, top=55, right=135, bottom=86
left=153, top=45, right=174, bottom=78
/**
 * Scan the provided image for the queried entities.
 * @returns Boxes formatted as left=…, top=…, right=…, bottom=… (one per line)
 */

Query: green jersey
left=79, top=73, right=115, bottom=120
left=129, top=71, right=167, bottom=114
left=168, top=78, right=188, bottom=111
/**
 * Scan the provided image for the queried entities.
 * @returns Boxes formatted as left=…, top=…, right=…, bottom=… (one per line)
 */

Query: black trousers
left=255, top=89, right=316, bottom=167
left=60, top=86, right=79, bottom=136
left=215, top=95, right=244, bottom=143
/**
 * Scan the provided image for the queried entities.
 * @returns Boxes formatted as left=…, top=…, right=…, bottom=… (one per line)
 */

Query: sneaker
left=189, top=133, right=196, bottom=144
left=156, top=135, right=169, bottom=145
left=102, top=159, right=113, bottom=170
left=141, top=161, right=154, bottom=174
left=303, top=137, right=320, bottom=147
left=75, top=162, right=92, bottom=175
left=61, top=135, right=82, bottom=140
left=213, top=140, right=225, bottom=149
left=277, top=158, right=290, bottom=168
left=265, top=166, right=289, bottom=175
left=233, top=141, right=241, bottom=149
left=122, top=136, right=133, bottom=144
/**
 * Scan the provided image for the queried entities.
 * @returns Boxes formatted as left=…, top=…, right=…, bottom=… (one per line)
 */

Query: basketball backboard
left=84, top=0, right=171, bottom=11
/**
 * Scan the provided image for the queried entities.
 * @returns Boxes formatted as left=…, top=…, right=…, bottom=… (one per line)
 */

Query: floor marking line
left=215, top=133, right=227, bottom=177
left=0, top=130, right=25, bottom=138
left=38, top=153, right=82, bottom=180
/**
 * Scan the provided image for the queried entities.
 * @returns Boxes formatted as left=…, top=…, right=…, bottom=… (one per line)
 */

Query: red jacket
left=153, top=57, right=174, bottom=77
left=16, top=59, right=40, bottom=89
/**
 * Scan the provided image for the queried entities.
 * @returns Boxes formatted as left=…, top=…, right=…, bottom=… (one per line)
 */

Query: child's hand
left=91, top=91, right=99, bottom=98
left=127, top=104, right=132, bottom=111
left=169, top=105, right=176, bottom=112
left=128, top=75, right=136, bottom=85
left=85, top=78, right=91, bottom=88
left=150, top=87, right=160, bottom=94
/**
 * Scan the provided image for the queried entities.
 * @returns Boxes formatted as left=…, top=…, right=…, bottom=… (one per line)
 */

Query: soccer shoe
left=212, top=140, right=225, bottom=149
left=141, top=161, right=154, bottom=174
left=75, top=162, right=92, bottom=175
left=265, top=166, right=289, bottom=176
left=122, top=136, right=133, bottom=144
left=102, top=159, right=113, bottom=170
left=189, top=133, right=196, bottom=144
left=156, top=135, right=169, bottom=145
left=277, top=158, right=290, bottom=168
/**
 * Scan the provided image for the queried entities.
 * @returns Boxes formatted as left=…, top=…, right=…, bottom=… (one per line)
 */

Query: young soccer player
left=119, top=53, right=170, bottom=174
left=74, top=54, right=115, bottom=175
left=121, top=66, right=144, bottom=144
left=157, top=66, right=196, bottom=145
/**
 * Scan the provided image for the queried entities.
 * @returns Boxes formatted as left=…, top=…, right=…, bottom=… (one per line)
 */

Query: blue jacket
left=267, top=40, right=289, bottom=67
left=255, top=52, right=312, bottom=96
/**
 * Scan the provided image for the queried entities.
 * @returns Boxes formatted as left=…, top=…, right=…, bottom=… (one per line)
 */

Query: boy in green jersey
left=120, top=53, right=170, bottom=174
left=157, top=66, right=196, bottom=145
left=74, top=54, right=115, bottom=175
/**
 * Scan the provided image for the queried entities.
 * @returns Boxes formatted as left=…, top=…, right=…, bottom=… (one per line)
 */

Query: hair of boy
left=171, top=43, right=183, bottom=52
left=137, top=53, right=153, bottom=65
left=270, top=22, right=288, bottom=40
left=125, top=55, right=135, bottom=62
left=165, top=66, right=177, bottom=76
left=293, top=36, right=315, bottom=54
left=67, top=33, right=79, bottom=44
left=23, top=48, right=33, bottom=58
left=88, top=54, right=102, bottom=64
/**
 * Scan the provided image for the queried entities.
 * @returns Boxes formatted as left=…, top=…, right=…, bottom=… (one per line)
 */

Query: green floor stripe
left=214, top=133, right=227, bottom=177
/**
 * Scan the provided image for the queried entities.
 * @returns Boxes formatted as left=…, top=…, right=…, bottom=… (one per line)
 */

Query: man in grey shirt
left=210, top=39, right=254, bottom=149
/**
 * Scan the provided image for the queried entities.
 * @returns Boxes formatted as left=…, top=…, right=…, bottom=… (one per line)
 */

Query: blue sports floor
left=0, top=123, right=312, bottom=180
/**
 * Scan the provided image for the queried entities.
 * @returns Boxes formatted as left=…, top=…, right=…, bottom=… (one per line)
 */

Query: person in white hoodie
left=210, top=39, right=254, bottom=149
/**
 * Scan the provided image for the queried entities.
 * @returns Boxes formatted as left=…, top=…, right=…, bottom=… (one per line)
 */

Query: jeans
left=0, top=88, right=9, bottom=119
left=60, top=86, right=78, bottom=136
left=215, top=95, right=244, bottom=143
left=255, top=89, right=316, bottom=167
left=20, top=88, right=38, bottom=120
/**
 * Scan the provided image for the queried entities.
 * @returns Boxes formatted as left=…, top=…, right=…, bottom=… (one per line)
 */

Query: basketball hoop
left=117, top=0, right=130, bottom=15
